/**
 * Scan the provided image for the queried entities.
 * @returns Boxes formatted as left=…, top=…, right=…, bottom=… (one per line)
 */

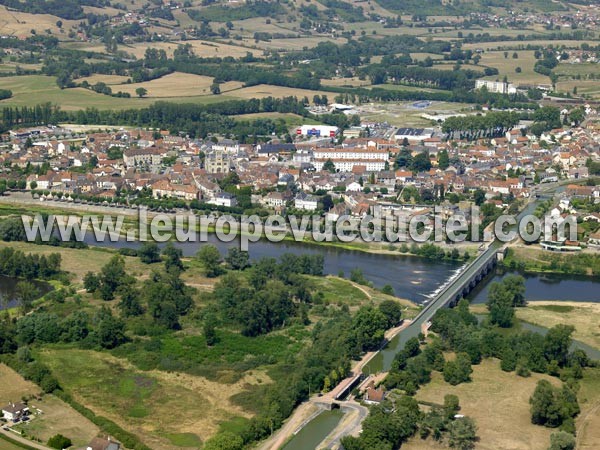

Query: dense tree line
left=0, top=247, right=61, bottom=280
left=211, top=252, right=324, bottom=336
left=442, top=111, right=521, bottom=140
left=0, top=0, right=108, bottom=20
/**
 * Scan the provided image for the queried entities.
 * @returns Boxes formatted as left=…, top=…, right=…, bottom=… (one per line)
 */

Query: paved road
left=0, top=428, right=53, bottom=450
left=314, top=400, right=369, bottom=449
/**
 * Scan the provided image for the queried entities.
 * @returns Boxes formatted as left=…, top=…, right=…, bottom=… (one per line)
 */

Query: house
left=2, top=402, right=29, bottom=421
left=264, top=192, right=286, bottom=208
left=87, top=437, right=120, bottom=450
left=346, top=181, right=362, bottom=192
left=363, top=382, right=386, bottom=405
left=294, top=192, right=318, bottom=211
left=209, top=192, right=238, bottom=208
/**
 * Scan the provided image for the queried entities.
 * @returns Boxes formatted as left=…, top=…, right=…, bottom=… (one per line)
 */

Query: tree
left=323, top=158, right=336, bottom=173
left=204, top=321, right=218, bottom=346
left=548, top=431, right=576, bottom=450
left=351, top=306, right=388, bottom=351
left=210, top=82, right=221, bottom=95
left=15, top=281, right=39, bottom=313
left=83, top=272, right=99, bottom=293
left=118, top=285, right=143, bottom=317
left=139, top=242, right=161, bottom=264
left=448, top=417, right=477, bottom=449
left=443, top=353, right=472, bottom=385
left=203, top=431, right=244, bottom=450
left=438, top=149, right=450, bottom=170
left=411, top=151, right=431, bottom=172
left=197, top=245, right=223, bottom=277
left=135, top=87, right=147, bottom=98
left=486, top=281, right=515, bottom=328
left=444, top=394, right=461, bottom=420
left=225, top=248, right=250, bottom=270
left=98, top=255, right=128, bottom=301
left=530, top=380, right=579, bottom=429
left=544, top=325, right=574, bottom=367
left=162, top=243, right=184, bottom=272
left=96, top=311, right=127, bottom=349
left=378, top=299, right=402, bottom=328
left=473, top=189, right=486, bottom=206
left=47, top=434, right=72, bottom=449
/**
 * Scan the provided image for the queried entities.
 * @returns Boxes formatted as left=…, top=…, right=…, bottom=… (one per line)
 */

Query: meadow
left=404, top=358, right=561, bottom=450
left=35, top=347, right=261, bottom=449
left=0, top=364, right=100, bottom=448
left=471, top=301, right=600, bottom=351
left=480, top=50, right=548, bottom=86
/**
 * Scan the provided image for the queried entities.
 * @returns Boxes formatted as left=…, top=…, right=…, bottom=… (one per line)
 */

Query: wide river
left=82, top=233, right=464, bottom=304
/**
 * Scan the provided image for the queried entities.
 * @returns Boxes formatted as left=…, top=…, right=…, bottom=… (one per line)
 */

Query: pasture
left=404, top=358, right=560, bottom=450
left=480, top=50, right=548, bottom=85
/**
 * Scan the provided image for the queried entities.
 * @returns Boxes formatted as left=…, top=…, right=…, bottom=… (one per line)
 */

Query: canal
left=281, top=409, right=345, bottom=450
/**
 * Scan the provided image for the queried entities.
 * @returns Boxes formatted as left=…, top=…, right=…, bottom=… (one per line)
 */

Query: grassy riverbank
left=502, top=246, right=600, bottom=277
left=470, top=301, right=600, bottom=350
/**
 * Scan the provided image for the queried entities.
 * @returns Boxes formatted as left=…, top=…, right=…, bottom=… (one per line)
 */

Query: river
left=469, top=270, right=600, bottom=303
left=0, top=275, right=52, bottom=309
left=82, top=233, right=463, bottom=304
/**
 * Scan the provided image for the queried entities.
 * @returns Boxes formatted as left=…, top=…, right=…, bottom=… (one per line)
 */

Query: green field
left=0, top=75, right=237, bottom=110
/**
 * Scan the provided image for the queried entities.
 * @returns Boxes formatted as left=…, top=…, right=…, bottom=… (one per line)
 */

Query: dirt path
left=576, top=399, right=600, bottom=449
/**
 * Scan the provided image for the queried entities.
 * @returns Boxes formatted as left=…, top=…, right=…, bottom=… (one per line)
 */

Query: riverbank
left=502, top=246, right=600, bottom=277
left=469, top=300, right=600, bottom=351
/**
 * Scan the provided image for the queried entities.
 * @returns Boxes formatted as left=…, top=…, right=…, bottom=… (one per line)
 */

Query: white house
left=346, top=181, right=362, bottom=192
left=294, top=192, right=318, bottom=211
left=2, top=402, right=29, bottom=421
left=209, top=192, right=238, bottom=208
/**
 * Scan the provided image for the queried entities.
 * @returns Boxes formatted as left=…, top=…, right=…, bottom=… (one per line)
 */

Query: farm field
left=229, top=84, right=338, bottom=101
left=126, top=40, right=259, bottom=59
left=463, top=40, right=600, bottom=51
left=0, top=6, right=78, bottom=39
left=321, top=77, right=370, bottom=88
left=404, top=358, right=561, bottom=450
left=556, top=80, right=600, bottom=98
left=0, top=240, right=148, bottom=283
left=0, top=75, right=237, bottom=110
left=0, top=364, right=100, bottom=448
left=113, top=72, right=244, bottom=98
left=480, top=50, right=548, bottom=85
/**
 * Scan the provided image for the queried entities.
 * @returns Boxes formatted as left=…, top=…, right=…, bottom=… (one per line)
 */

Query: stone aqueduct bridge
left=420, top=243, right=506, bottom=321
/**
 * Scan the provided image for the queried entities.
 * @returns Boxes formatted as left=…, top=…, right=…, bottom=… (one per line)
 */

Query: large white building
left=313, top=147, right=388, bottom=172
left=475, top=79, right=517, bottom=94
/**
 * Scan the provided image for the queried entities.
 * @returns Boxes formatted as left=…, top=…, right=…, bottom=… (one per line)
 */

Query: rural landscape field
left=0, top=0, right=600, bottom=449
